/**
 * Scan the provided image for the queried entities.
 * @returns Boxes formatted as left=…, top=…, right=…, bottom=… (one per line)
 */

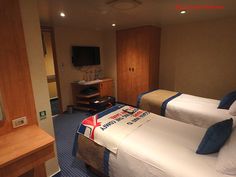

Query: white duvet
left=165, top=94, right=236, bottom=128
left=108, top=117, right=235, bottom=177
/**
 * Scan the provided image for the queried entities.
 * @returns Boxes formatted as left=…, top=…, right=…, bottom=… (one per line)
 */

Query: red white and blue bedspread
left=77, top=104, right=152, bottom=154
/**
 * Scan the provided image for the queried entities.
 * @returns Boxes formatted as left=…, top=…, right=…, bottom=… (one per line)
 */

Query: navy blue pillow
left=218, top=91, right=236, bottom=109
left=196, top=118, right=233, bottom=154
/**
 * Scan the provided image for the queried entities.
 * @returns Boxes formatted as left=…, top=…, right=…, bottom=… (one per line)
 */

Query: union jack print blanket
left=77, top=104, right=153, bottom=154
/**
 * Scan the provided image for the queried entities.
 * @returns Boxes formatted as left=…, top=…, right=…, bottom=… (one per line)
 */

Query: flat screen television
left=72, top=46, right=100, bottom=67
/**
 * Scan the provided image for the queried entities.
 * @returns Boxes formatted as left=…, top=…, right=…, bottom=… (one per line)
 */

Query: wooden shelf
left=77, top=92, right=100, bottom=99
left=77, top=100, right=90, bottom=105
left=72, top=78, right=114, bottom=112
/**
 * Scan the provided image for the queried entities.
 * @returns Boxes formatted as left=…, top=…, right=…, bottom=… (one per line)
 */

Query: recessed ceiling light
left=180, top=10, right=187, bottom=14
left=60, top=12, right=66, bottom=17
left=112, top=23, right=116, bottom=27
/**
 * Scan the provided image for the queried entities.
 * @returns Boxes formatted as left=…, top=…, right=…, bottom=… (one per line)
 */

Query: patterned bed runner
left=138, top=89, right=181, bottom=115
left=77, top=104, right=152, bottom=154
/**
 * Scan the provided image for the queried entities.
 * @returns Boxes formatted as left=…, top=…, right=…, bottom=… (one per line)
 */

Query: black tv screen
left=72, top=46, right=100, bottom=66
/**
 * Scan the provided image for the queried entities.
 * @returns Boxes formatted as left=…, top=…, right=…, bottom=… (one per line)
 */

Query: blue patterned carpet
left=53, top=111, right=98, bottom=177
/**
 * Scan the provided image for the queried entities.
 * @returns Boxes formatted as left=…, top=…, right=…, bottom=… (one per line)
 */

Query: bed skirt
left=75, top=134, right=110, bottom=176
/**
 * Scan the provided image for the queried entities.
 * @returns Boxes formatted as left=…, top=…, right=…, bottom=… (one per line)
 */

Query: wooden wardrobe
left=117, top=26, right=161, bottom=106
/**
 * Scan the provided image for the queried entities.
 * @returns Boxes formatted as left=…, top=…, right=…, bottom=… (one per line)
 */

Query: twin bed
left=73, top=89, right=236, bottom=177
left=138, top=89, right=235, bottom=128
left=73, top=101, right=236, bottom=177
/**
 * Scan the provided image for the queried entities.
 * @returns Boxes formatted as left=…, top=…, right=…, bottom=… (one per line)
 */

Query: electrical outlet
left=12, top=116, right=28, bottom=128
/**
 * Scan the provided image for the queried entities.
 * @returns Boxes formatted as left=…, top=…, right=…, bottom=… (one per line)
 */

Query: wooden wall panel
left=117, top=30, right=133, bottom=104
left=0, top=0, right=37, bottom=135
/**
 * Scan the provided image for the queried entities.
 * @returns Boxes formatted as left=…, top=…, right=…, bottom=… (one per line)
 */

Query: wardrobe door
left=117, top=26, right=160, bottom=106
left=129, top=27, right=150, bottom=105
left=117, top=30, right=133, bottom=104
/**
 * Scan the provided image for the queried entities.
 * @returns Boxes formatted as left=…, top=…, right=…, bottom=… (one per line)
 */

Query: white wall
left=90, top=19, right=236, bottom=100
left=54, top=27, right=106, bottom=111
left=19, top=0, right=60, bottom=176
left=102, top=31, right=117, bottom=97
left=159, top=18, right=236, bottom=99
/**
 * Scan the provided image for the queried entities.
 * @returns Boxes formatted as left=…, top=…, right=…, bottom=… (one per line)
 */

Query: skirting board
left=50, top=168, right=61, bottom=177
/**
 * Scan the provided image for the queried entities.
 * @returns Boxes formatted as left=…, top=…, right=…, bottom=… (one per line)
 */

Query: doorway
left=41, top=27, right=62, bottom=116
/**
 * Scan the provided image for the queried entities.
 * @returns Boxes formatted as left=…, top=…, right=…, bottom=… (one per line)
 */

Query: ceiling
left=37, top=0, right=236, bottom=30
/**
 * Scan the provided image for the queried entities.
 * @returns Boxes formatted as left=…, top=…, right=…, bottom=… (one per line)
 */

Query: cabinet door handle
left=132, top=68, right=134, bottom=72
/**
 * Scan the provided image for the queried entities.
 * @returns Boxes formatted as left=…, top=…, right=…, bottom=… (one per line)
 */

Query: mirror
left=0, top=95, right=4, bottom=121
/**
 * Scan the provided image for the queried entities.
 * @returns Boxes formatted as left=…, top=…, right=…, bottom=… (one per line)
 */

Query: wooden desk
left=0, top=125, right=55, bottom=177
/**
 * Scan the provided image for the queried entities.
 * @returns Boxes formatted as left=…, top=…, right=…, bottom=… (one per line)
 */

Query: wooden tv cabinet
left=71, top=78, right=113, bottom=111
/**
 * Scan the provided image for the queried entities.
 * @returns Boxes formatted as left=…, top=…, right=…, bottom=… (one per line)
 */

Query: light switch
left=39, top=111, right=47, bottom=120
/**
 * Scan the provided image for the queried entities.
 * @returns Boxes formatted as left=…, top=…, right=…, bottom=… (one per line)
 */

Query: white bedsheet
left=108, top=117, right=235, bottom=177
left=165, top=94, right=236, bottom=128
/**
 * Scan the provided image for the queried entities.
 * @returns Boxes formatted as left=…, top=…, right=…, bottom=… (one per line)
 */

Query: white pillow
left=229, top=101, right=236, bottom=116
left=216, top=128, right=236, bottom=175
